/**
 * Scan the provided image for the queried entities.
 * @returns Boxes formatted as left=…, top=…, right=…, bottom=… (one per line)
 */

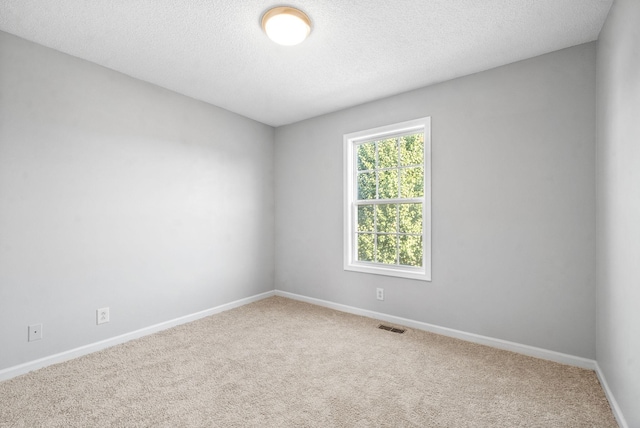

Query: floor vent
left=378, top=324, right=406, bottom=334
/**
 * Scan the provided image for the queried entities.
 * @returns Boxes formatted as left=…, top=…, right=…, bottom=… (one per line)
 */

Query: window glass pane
left=377, top=138, right=398, bottom=169
left=400, top=167, right=424, bottom=198
left=357, top=205, right=374, bottom=232
left=378, top=169, right=398, bottom=199
left=375, top=204, right=397, bottom=233
left=400, top=133, right=424, bottom=166
left=357, top=233, right=375, bottom=262
left=357, top=142, right=375, bottom=171
left=376, top=234, right=398, bottom=265
left=357, top=172, right=376, bottom=200
left=400, top=235, right=423, bottom=267
left=399, top=204, right=422, bottom=234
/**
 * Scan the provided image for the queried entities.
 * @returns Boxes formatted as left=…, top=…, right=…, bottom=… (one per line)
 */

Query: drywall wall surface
left=0, top=31, right=275, bottom=370
left=275, top=43, right=597, bottom=358
left=596, top=0, right=640, bottom=426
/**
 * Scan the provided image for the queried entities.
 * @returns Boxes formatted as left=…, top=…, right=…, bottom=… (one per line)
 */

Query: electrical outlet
left=376, top=288, right=384, bottom=301
left=97, top=307, right=110, bottom=325
left=28, top=324, right=43, bottom=342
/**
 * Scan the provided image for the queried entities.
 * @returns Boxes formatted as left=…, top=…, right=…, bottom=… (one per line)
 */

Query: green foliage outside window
left=354, top=132, right=424, bottom=267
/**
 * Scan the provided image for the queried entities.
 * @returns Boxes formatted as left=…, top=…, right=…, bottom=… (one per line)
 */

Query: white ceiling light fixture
left=261, top=6, right=311, bottom=46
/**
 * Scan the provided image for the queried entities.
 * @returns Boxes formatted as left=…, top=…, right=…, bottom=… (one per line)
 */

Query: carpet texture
left=0, top=297, right=617, bottom=427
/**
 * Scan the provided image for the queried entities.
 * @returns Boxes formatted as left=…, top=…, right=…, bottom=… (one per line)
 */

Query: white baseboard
left=275, top=290, right=597, bottom=370
left=595, top=363, right=629, bottom=428
left=0, top=290, right=275, bottom=382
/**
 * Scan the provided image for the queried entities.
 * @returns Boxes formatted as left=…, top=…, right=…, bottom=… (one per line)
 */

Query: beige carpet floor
left=0, top=296, right=617, bottom=427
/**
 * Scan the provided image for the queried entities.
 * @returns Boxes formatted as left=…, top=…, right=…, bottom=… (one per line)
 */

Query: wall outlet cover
left=97, top=307, right=110, bottom=325
left=28, top=324, right=43, bottom=342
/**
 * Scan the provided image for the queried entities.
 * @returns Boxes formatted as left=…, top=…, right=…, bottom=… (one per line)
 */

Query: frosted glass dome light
left=262, top=7, right=311, bottom=46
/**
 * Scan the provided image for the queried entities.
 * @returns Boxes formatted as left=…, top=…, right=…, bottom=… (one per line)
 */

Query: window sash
left=353, top=198, right=423, bottom=205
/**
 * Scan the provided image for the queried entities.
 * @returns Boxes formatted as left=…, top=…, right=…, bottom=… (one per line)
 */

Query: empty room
left=0, top=0, right=638, bottom=426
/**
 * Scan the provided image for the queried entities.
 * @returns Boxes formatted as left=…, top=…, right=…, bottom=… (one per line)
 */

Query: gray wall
left=0, top=32, right=275, bottom=370
left=596, top=0, right=640, bottom=425
left=275, top=43, right=597, bottom=359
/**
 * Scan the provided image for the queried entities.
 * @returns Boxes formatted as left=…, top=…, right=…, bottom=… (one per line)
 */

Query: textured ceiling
left=0, top=0, right=612, bottom=127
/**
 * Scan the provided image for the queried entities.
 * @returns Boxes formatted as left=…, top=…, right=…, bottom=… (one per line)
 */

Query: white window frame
left=343, top=117, right=431, bottom=281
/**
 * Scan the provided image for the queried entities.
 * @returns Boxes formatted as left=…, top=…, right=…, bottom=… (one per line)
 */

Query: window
left=343, top=117, right=431, bottom=281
